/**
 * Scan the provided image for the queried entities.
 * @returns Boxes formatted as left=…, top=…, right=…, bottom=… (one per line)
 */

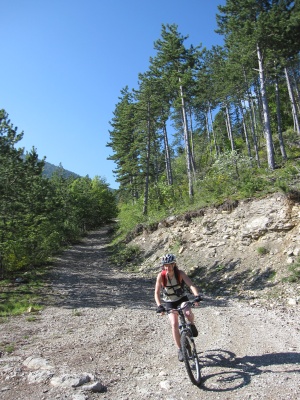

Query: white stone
left=72, top=394, right=88, bottom=400
left=158, top=370, right=168, bottom=376
left=23, top=357, right=53, bottom=370
left=293, top=247, right=300, bottom=256
left=160, top=380, right=171, bottom=390
left=287, top=298, right=297, bottom=306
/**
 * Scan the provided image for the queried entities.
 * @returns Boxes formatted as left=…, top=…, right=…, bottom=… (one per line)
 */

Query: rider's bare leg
left=185, top=309, right=195, bottom=323
left=181, top=302, right=195, bottom=324
left=168, top=312, right=181, bottom=348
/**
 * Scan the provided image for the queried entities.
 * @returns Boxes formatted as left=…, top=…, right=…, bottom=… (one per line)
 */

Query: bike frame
left=168, top=301, right=195, bottom=337
left=166, top=300, right=202, bottom=386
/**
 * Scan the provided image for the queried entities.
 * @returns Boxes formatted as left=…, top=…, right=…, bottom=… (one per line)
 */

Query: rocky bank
left=129, top=192, right=300, bottom=305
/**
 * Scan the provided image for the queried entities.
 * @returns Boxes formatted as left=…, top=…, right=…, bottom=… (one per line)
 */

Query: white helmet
left=161, top=253, right=176, bottom=265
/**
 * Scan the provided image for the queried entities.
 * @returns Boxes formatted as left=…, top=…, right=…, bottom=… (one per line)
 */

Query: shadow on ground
left=198, top=348, right=300, bottom=392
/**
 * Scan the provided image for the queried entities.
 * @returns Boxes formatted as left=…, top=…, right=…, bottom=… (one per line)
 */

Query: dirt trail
left=1, top=227, right=300, bottom=400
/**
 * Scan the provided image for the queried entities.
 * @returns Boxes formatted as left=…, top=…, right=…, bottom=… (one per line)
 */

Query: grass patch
left=0, top=269, right=46, bottom=317
left=283, top=258, right=300, bottom=283
left=216, top=264, right=226, bottom=271
left=0, top=342, right=15, bottom=354
left=267, top=270, right=277, bottom=281
left=257, top=246, right=269, bottom=255
left=169, top=239, right=183, bottom=254
left=26, top=315, right=38, bottom=322
left=109, top=244, right=142, bottom=272
left=0, top=295, right=43, bottom=317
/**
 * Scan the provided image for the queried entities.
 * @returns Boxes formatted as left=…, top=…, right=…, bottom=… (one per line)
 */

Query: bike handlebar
left=157, top=297, right=203, bottom=314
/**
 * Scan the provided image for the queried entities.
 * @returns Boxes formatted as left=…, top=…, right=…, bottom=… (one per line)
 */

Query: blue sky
left=1, top=0, right=225, bottom=189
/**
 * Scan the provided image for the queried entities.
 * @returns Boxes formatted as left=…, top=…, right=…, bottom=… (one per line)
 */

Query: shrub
left=257, top=247, right=269, bottom=255
left=283, top=258, right=300, bottom=283
left=110, top=244, right=142, bottom=271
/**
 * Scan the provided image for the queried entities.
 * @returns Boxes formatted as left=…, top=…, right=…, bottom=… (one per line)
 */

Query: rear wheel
left=180, top=331, right=201, bottom=386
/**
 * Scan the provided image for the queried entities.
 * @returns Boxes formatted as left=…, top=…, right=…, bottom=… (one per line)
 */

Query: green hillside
left=42, top=160, right=80, bottom=179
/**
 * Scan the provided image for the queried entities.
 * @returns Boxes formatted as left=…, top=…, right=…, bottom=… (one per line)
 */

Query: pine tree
left=107, top=87, right=140, bottom=203
left=150, top=24, right=202, bottom=198
left=134, top=72, right=163, bottom=215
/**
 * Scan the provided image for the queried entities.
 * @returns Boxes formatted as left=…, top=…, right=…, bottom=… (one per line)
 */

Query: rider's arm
left=180, top=270, right=200, bottom=297
left=154, top=273, right=162, bottom=306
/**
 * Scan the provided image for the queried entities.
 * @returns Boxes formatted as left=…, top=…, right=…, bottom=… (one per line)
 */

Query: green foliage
left=257, top=247, right=269, bottom=256
left=198, top=151, right=268, bottom=203
left=216, top=264, right=226, bottom=271
left=0, top=110, right=118, bottom=279
left=72, top=309, right=82, bottom=317
left=169, top=239, right=183, bottom=254
left=147, top=178, right=190, bottom=216
left=109, top=243, right=142, bottom=271
left=69, top=176, right=117, bottom=231
left=0, top=342, right=15, bottom=353
left=115, top=151, right=300, bottom=246
left=283, top=129, right=300, bottom=157
left=26, top=316, right=38, bottom=322
left=283, top=258, right=300, bottom=283
left=0, top=293, right=42, bottom=317
left=0, top=270, right=44, bottom=317
left=116, top=202, right=145, bottom=239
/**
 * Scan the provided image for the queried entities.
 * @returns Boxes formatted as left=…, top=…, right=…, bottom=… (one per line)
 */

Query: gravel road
left=1, top=227, right=300, bottom=400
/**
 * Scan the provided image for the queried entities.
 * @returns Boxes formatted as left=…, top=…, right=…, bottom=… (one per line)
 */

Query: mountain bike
left=167, top=300, right=202, bottom=386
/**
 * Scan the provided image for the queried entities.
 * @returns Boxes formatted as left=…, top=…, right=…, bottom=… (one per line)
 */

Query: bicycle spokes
left=180, top=332, right=201, bottom=386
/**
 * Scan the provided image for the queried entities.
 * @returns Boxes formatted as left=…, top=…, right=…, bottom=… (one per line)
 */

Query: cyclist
left=154, top=253, right=202, bottom=362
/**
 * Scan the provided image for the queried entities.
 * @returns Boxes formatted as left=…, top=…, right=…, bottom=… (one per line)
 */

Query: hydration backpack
left=161, top=266, right=184, bottom=289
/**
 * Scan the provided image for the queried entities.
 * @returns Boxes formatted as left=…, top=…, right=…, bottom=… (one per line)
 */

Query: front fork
left=179, top=324, right=195, bottom=357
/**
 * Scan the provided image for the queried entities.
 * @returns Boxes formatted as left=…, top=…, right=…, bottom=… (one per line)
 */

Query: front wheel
left=180, top=331, right=201, bottom=386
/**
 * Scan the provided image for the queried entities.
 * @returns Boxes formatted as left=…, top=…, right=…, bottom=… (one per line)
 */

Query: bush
left=257, top=247, right=269, bottom=255
left=110, top=244, right=142, bottom=272
left=283, top=258, right=300, bottom=283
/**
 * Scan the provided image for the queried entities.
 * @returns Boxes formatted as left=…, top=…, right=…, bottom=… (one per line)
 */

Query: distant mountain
left=42, top=160, right=81, bottom=179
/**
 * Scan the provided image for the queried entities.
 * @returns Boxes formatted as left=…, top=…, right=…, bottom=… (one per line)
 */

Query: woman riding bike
left=154, top=253, right=202, bottom=362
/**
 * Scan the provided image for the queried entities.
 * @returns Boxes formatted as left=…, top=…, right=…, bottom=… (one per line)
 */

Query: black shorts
left=164, top=295, right=189, bottom=311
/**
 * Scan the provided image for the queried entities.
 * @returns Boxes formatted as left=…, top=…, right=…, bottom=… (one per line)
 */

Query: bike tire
left=180, top=331, right=201, bottom=386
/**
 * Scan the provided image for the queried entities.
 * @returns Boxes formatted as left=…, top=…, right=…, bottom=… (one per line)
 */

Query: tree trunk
left=275, top=74, right=287, bottom=160
left=240, top=101, right=252, bottom=159
left=254, top=79, right=264, bottom=145
left=243, top=67, right=260, bottom=167
left=205, top=112, right=212, bottom=156
left=285, top=67, right=300, bottom=135
left=179, top=81, right=194, bottom=198
left=256, top=43, right=275, bottom=169
left=162, top=120, right=173, bottom=185
left=130, top=176, right=138, bottom=205
left=209, top=104, right=219, bottom=156
left=291, top=68, right=300, bottom=114
left=143, top=101, right=151, bottom=215
left=225, top=103, right=235, bottom=151
left=188, top=106, right=196, bottom=177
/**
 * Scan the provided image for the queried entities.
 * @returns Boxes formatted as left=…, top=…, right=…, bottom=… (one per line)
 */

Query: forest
left=107, top=0, right=300, bottom=237
left=0, top=109, right=118, bottom=281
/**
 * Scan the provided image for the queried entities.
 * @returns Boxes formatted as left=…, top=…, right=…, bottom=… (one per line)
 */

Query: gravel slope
left=1, top=227, right=300, bottom=400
